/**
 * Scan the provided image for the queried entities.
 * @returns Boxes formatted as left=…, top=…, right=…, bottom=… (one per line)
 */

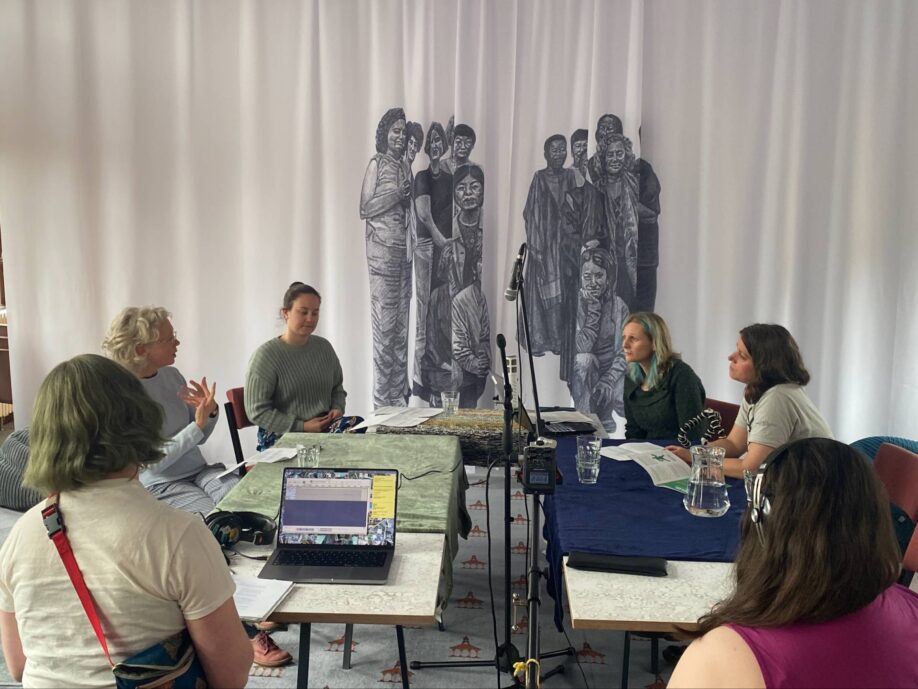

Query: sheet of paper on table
left=214, top=446, right=297, bottom=479
left=600, top=442, right=691, bottom=493
left=352, top=406, right=443, bottom=430
left=231, top=573, right=294, bottom=621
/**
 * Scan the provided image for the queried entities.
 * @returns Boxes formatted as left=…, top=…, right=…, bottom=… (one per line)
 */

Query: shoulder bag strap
left=41, top=494, right=115, bottom=667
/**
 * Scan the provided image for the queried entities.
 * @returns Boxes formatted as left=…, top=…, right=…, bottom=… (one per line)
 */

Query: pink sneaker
left=251, top=631, right=292, bottom=667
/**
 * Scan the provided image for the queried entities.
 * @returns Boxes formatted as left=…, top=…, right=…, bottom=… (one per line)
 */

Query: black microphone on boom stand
left=408, top=332, right=524, bottom=686
left=511, top=242, right=575, bottom=688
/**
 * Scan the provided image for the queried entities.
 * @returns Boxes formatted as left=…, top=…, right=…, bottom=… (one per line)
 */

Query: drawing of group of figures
left=360, top=108, right=490, bottom=410
left=522, top=113, right=661, bottom=433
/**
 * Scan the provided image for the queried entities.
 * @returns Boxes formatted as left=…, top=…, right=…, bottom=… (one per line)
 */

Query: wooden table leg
left=297, top=622, right=311, bottom=688
left=343, top=623, right=354, bottom=669
left=396, top=624, right=410, bottom=689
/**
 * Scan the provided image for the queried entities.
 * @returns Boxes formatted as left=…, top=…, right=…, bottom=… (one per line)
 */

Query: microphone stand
left=516, top=263, right=574, bottom=688
left=408, top=335, right=523, bottom=685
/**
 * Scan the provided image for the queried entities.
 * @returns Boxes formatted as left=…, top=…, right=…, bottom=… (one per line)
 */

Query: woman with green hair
left=0, top=354, right=252, bottom=686
left=622, top=312, right=706, bottom=440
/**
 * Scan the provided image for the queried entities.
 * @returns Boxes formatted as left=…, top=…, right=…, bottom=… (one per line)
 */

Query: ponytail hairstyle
left=280, top=282, right=321, bottom=317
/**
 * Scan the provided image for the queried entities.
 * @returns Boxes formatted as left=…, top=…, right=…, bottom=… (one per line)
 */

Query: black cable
left=225, top=548, right=269, bottom=561
left=399, top=454, right=464, bottom=483
left=561, top=624, right=590, bottom=689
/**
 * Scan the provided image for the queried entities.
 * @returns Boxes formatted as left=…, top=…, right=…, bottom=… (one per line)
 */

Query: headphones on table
left=204, top=511, right=277, bottom=548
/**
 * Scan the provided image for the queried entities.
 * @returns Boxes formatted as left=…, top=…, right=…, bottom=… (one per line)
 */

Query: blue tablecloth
left=542, top=437, right=747, bottom=630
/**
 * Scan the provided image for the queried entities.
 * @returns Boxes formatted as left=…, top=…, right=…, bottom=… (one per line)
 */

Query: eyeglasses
left=155, top=332, right=178, bottom=345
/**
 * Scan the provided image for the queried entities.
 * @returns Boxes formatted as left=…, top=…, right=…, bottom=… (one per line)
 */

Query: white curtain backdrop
left=1, top=0, right=915, bottom=463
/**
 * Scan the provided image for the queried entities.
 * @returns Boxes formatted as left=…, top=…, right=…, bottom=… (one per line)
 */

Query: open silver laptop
left=258, top=467, right=398, bottom=585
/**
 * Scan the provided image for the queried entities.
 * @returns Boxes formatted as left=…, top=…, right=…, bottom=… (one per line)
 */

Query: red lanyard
left=41, top=494, right=115, bottom=667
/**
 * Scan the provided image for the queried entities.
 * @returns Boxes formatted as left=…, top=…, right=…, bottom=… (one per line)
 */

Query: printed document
left=231, top=574, right=294, bottom=621
left=214, top=446, right=297, bottom=479
left=352, top=406, right=443, bottom=430
left=600, top=443, right=691, bottom=493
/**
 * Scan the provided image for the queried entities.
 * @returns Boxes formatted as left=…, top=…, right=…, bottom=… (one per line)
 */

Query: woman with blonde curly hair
left=102, top=306, right=237, bottom=514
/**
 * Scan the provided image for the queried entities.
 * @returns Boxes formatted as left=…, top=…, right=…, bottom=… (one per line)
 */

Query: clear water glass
left=576, top=434, right=601, bottom=460
left=743, top=469, right=756, bottom=505
left=576, top=455, right=601, bottom=484
left=296, top=444, right=320, bottom=468
left=576, top=435, right=602, bottom=484
left=441, top=391, right=460, bottom=416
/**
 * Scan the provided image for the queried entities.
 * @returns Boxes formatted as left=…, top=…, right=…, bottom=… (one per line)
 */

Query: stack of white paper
left=231, top=573, right=295, bottom=622
left=214, top=446, right=297, bottom=479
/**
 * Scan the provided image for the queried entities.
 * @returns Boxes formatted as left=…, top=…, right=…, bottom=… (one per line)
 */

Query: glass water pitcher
left=683, top=445, right=730, bottom=517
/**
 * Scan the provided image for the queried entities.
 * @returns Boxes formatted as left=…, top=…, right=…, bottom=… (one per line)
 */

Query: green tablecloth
left=216, top=433, right=471, bottom=562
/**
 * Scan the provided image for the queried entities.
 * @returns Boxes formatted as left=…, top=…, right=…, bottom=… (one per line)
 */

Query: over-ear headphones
left=749, top=444, right=794, bottom=544
left=204, top=511, right=277, bottom=548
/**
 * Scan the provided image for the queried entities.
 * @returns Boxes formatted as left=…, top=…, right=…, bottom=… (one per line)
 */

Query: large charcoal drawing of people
left=598, top=132, right=640, bottom=310
left=520, top=134, right=578, bottom=357
left=411, top=121, right=453, bottom=400
left=559, top=151, right=608, bottom=385
left=452, top=164, right=485, bottom=306
left=421, top=163, right=488, bottom=406
left=451, top=236, right=491, bottom=408
left=569, top=128, right=589, bottom=186
left=418, top=162, right=483, bottom=405
left=404, top=120, right=424, bottom=263
left=586, top=113, right=622, bottom=184
left=360, top=108, right=413, bottom=408
left=633, top=126, right=662, bottom=312
left=443, top=123, right=477, bottom=174
left=571, top=242, right=629, bottom=433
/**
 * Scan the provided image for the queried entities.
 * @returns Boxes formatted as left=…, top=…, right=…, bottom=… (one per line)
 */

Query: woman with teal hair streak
left=622, top=312, right=706, bottom=440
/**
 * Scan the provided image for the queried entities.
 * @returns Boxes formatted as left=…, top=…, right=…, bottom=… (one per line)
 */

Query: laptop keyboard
left=276, top=549, right=388, bottom=568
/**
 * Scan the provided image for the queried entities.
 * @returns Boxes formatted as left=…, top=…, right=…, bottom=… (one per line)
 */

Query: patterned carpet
left=0, top=466, right=679, bottom=688
left=238, top=466, right=678, bottom=688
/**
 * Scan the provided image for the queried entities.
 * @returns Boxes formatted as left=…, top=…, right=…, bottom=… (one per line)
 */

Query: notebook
left=258, top=467, right=399, bottom=585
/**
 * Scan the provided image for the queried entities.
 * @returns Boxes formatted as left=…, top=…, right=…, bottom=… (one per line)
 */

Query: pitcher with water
left=683, top=445, right=730, bottom=517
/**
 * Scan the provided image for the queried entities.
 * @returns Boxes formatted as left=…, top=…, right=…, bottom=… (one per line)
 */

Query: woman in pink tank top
left=669, top=437, right=918, bottom=688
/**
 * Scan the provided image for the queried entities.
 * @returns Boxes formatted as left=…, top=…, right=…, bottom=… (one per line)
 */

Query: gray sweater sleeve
left=245, top=346, right=300, bottom=434
left=245, top=337, right=349, bottom=434
left=0, top=429, right=41, bottom=512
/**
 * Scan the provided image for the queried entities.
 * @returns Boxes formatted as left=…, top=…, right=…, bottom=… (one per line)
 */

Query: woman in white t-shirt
left=0, top=354, right=252, bottom=687
left=668, top=323, right=832, bottom=479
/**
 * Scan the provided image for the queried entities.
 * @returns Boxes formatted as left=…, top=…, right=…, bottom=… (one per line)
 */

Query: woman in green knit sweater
left=622, top=312, right=706, bottom=440
left=245, top=282, right=349, bottom=449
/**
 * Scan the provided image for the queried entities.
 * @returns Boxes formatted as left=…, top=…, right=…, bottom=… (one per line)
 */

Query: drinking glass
left=576, top=434, right=601, bottom=461
left=576, top=434, right=602, bottom=484
left=576, top=454, right=601, bottom=484
left=441, top=391, right=460, bottom=416
left=743, top=469, right=756, bottom=505
left=296, top=444, right=320, bottom=468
